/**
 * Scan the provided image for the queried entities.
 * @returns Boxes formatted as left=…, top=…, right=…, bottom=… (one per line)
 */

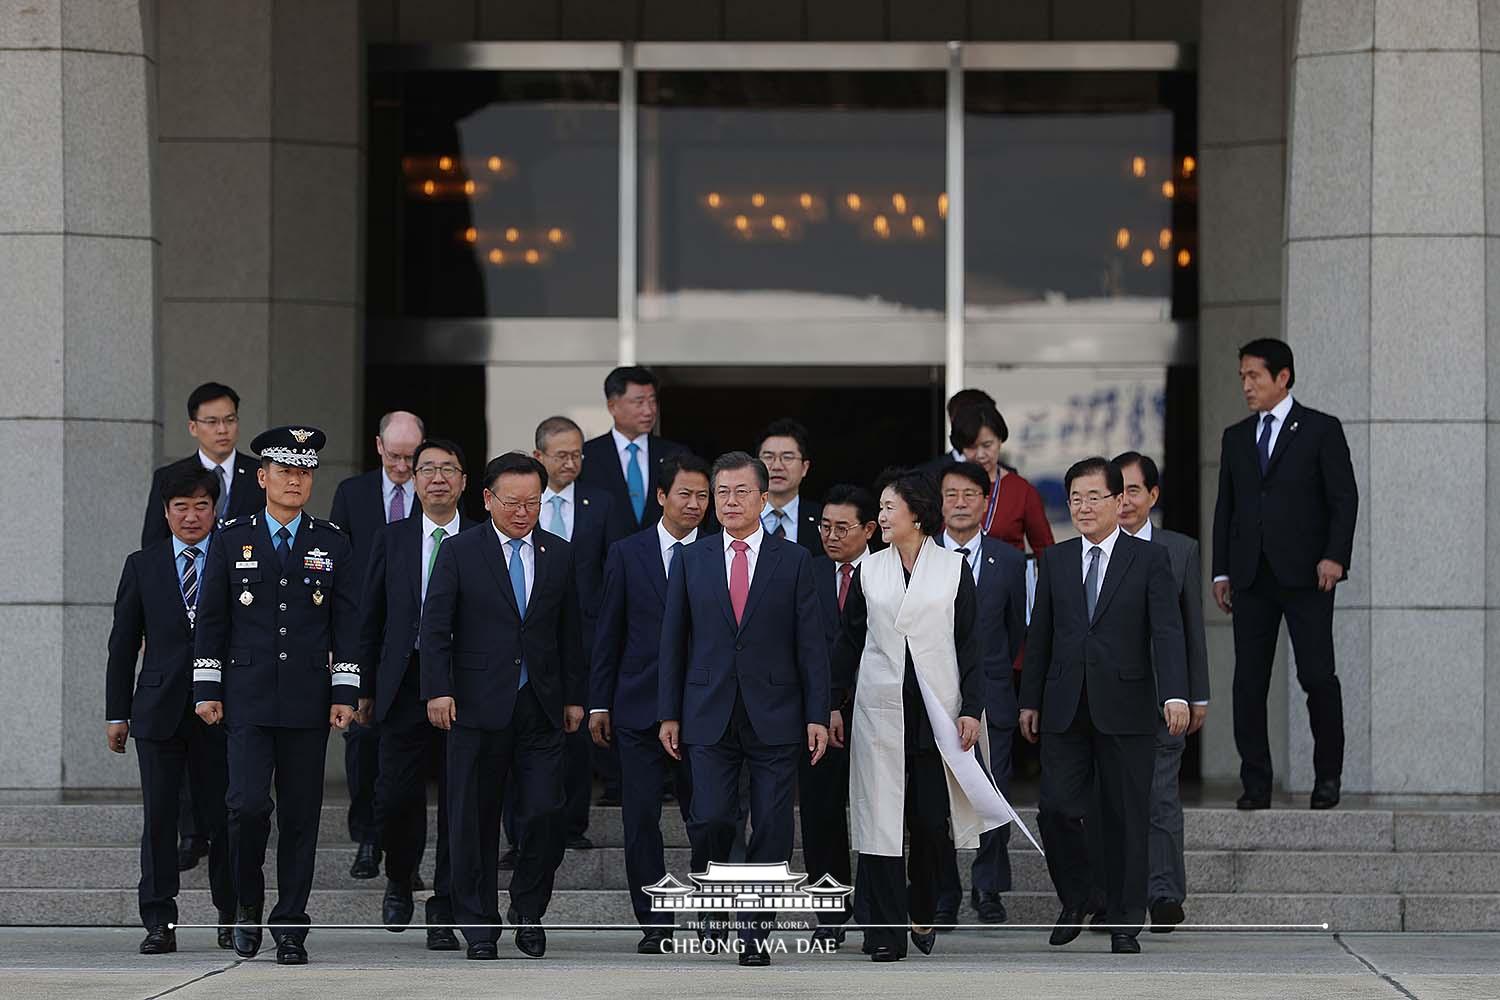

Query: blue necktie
left=508, top=538, right=529, bottom=689
left=625, top=442, right=646, bottom=523
left=1257, top=412, right=1274, bottom=474
left=668, top=540, right=683, bottom=578
left=274, top=526, right=291, bottom=570
left=547, top=495, right=568, bottom=539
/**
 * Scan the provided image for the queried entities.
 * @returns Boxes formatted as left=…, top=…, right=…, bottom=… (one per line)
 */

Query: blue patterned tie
left=508, top=538, right=529, bottom=688
left=625, top=442, right=646, bottom=523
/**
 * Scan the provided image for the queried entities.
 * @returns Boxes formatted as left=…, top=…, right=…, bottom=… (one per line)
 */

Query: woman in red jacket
left=949, top=403, right=1054, bottom=556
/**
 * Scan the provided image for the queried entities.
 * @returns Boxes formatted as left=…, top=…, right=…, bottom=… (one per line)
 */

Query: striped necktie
left=180, top=546, right=201, bottom=626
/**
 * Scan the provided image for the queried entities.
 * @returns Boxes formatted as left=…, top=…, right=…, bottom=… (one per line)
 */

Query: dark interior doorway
left=655, top=366, right=944, bottom=500
left=364, top=363, right=488, bottom=520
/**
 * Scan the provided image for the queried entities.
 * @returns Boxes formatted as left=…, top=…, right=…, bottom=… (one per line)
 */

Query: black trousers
left=1038, top=689, right=1154, bottom=937
left=617, top=723, right=694, bottom=926
left=177, top=781, right=201, bottom=846
left=136, top=708, right=235, bottom=928
left=857, top=748, right=951, bottom=956
left=1232, top=557, right=1344, bottom=794
left=374, top=658, right=445, bottom=917
left=685, top=697, right=799, bottom=945
left=344, top=719, right=380, bottom=845
left=447, top=685, right=566, bottom=945
left=503, top=726, right=591, bottom=846
left=797, top=741, right=851, bottom=925
left=224, top=723, right=330, bottom=943
left=935, top=718, right=1016, bottom=912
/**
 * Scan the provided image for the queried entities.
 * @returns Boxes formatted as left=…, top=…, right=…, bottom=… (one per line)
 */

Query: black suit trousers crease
left=447, top=684, right=566, bottom=945
left=374, top=660, right=444, bottom=912
left=617, top=722, right=694, bottom=926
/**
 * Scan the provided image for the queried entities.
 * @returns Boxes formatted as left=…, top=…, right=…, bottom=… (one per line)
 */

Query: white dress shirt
left=657, top=521, right=698, bottom=578
left=1124, top=518, right=1207, bottom=707
left=381, top=469, right=415, bottom=522
left=1090, top=525, right=1187, bottom=709
left=834, top=547, right=869, bottom=600
left=943, top=530, right=983, bottom=585
left=611, top=427, right=649, bottom=486
left=541, top=481, right=577, bottom=541
left=1212, top=392, right=1295, bottom=584
left=495, top=525, right=535, bottom=603
left=421, top=511, right=461, bottom=604
left=198, top=450, right=235, bottom=505
left=763, top=494, right=801, bottom=543
left=723, top=525, right=766, bottom=585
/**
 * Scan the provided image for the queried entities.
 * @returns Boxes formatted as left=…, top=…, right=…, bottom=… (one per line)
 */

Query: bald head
left=376, top=410, right=425, bottom=486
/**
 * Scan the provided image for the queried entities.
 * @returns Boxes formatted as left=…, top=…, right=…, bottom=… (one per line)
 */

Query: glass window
left=638, top=71, right=946, bottom=321
left=369, top=70, right=619, bottom=318
left=965, top=72, right=1197, bottom=322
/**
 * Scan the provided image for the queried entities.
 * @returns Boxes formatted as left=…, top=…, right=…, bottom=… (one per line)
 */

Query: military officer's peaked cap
left=251, top=425, right=327, bottom=469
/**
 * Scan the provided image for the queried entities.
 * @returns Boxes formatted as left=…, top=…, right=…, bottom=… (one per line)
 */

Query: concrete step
left=0, top=803, right=1412, bottom=851
left=0, top=888, right=1414, bottom=931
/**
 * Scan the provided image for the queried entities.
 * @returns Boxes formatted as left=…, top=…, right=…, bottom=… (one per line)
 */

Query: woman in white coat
left=832, top=468, right=1009, bottom=963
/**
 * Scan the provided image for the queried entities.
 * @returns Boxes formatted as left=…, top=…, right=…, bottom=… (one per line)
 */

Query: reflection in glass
left=369, top=70, right=618, bottom=318
left=638, top=72, right=945, bottom=321
left=965, top=72, right=1197, bottom=322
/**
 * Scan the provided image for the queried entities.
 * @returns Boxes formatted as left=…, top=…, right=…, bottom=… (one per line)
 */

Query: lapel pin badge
left=1290, top=421, right=1299, bottom=432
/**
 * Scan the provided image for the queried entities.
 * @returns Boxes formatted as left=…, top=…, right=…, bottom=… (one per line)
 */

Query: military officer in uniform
left=192, top=426, right=361, bottom=966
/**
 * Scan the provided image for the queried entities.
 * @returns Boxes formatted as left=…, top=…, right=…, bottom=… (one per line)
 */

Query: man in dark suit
left=530, top=415, right=626, bottom=850
left=589, top=453, right=711, bottom=954
left=420, top=452, right=586, bottom=961
left=1212, top=338, right=1357, bottom=811
left=332, top=410, right=425, bottom=879
left=107, top=465, right=236, bottom=955
left=936, top=461, right=1027, bottom=925
left=578, top=366, right=687, bottom=531
left=1019, top=456, right=1188, bottom=955
left=358, top=437, right=476, bottom=951
left=801, top=483, right=877, bottom=947
left=141, top=382, right=265, bottom=548
left=1113, top=451, right=1210, bottom=930
left=755, top=417, right=823, bottom=556
left=658, top=451, right=830, bottom=967
left=193, top=425, right=361, bottom=966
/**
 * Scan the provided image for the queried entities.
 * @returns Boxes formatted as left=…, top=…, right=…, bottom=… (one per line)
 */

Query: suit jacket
left=944, top=534, right=1027, bottom=724
left=657, top=531, right=830, bottom=746
left=779, top=499, right=824, bottom=558
left=192, top=513, right=361, bottom=727
left=106, top=540, right=200, bottom=740
left=561, top=483, right=628, bottom=663
left=591, top=526, right=676, bottom=730
left=358, top=511, right=480, bottom=723
left=141, top=452, right=263, bottom=548
left=578, top=432, right=687, bottom=531
left=1212, top=400, right=1358, bottom=589
left=1153, top=527, right=1211, bottom=704
left=1019, top=533, right=1188, bottom=736
left=419, top=524, right=586, bottom=732
left=330, top=468, right=420, bottom=601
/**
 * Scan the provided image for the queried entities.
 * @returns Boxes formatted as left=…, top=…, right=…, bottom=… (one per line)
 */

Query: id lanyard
left=981, top=475, right=1001, bottom=534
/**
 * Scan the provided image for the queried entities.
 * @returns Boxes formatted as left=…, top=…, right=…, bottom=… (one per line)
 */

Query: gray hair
left=711, top=451, right=770, bottom=492
left=378, top=410, right=425, bottom=439
left=534, top=415, right=583, bottom=452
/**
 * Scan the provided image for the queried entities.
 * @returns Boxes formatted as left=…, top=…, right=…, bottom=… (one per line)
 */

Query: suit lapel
left=1263, top=402, right=1303, bottom=478
left=481, top=527, right=522, bottom=618
left=528, top=532, right=556, bottom=622
left=708, top=536, right=738, bottom=630
left=404, top=517, right=424, bottom=606
left=156, top=542, right=193, bottom=633
left=1091, top=536, right=1135, bottom=624
left=641, top=533, right=669, bottom=603
left=736, top=536, right=783, bottom=633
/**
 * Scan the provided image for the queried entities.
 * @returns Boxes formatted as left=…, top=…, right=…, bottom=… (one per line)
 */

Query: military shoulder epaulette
left=219, top=516, right=253, bottom=532
left=315, top=517, right=346, bottom=535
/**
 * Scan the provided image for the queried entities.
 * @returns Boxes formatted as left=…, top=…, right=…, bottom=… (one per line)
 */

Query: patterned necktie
left=770, top=510, right=787, bottom=538
left=625, top=442, right=646, bottom=523
left=548, top=495, right=568, bottom=539
left=1085, top=545, right=1102, bottom=621
left=389, top=486, right=406, bottom=523
left=215, top=466, right=229, bottom=519
left=508, top=537, right=529, bottom=688
left=668, top=540, right=683, bottom=578
left=180, top=547, right=201, bottom=625
left=1257, top=412, right=1275, bottom=474
left=837, top=562, right=853, bottom=612
left=728, top=540, right=750, bottom=625
left=275, top=526, right=291, bottom=570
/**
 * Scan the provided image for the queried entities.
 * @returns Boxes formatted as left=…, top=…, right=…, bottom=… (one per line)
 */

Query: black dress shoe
left=1149, top=898, right=1185, bottom=932
left=1310, top=778, right=1341, bottom=810
left=216, top=911, right=235, bottom=950
left=140, top=925, right=176, bottom=955
left=870, top=945, right=902, bottom=963
left=176, top=846, right=199, bottom=872
left=1111, top=932, right=1141, bottom=954
left=233, top=905, right=263, bottom=958
left=810, top=925, right=845, bottom=947
left=383, top=878, right=415, bottom=930
left=974, top=891, right=1008, bottom=924
left=566, top=834, right=594, bottom=850
left=466, top=941, right=498, bottom=960
left=932, top=908, right=957, bottom=933
left=1237, top=791, right=1271, bottom=810
left=637, top=928, right=672, bottom=954
left=909, top=927, right=936, bottom=955
left=349, top=841, right=381, bottom=879
left=498, top=847, right=518, bottom=871
left=411, top=872, right=426, bottom=892
left=427, top=926, right=461, bottom=951
left=1049, top=907, right=1084, bottom=947
left=739, top=949, right=771, bottom=967
left=275, top=937, right=308, bottom=965
left=508, top=908, right=546, bottom=958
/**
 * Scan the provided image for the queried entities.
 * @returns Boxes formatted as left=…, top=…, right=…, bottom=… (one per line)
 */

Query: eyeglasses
left=758, top=451, right=802, bottom=466
left=192, top=415, right=238, bottom=429
left=494, top=497, right=542, bottom=513
left=384, top=453, right=415, bottom=467
left=1068, top=492, right=1119, bottom=510
left=942, top=489, right=985, bottom=503
left=415, top=463, right=462, bottom=479
left=715, top=486, right=760, bottom=502
left=544, top=450, right=582, bottom=464
left=818, top=522, right=860, bottom=539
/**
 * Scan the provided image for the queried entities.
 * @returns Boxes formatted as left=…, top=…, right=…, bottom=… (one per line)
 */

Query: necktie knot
left=626, top=442, right=639, bottom=456
left=276, top=527, right=290, bottom=545
left=730, top=539, right=749, bottom=553
left=956, top=547, right=970, bottom=557
left=182, top=546, right=201, bottom=562
left=839, top=562, right=853, bottom=578
left=431, top=526, right=445, bottom=542
left=509, top=537, right=525, bottom=556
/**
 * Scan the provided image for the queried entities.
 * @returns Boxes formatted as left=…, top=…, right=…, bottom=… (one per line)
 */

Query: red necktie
left=729, top=540, right=750, bottom=625
left=837, top=562, right=853, bottom=611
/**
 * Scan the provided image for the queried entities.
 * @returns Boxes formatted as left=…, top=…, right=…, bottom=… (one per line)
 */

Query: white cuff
left=1164, top=699, right=1189, bottom=708
left=1212, top=575, right=1229, bottom=583
left=106, top=719, right=128, bottom=725
left=589, top=708, right=608, bottom=715
left=1191, top=701, right=1209, bottom=707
